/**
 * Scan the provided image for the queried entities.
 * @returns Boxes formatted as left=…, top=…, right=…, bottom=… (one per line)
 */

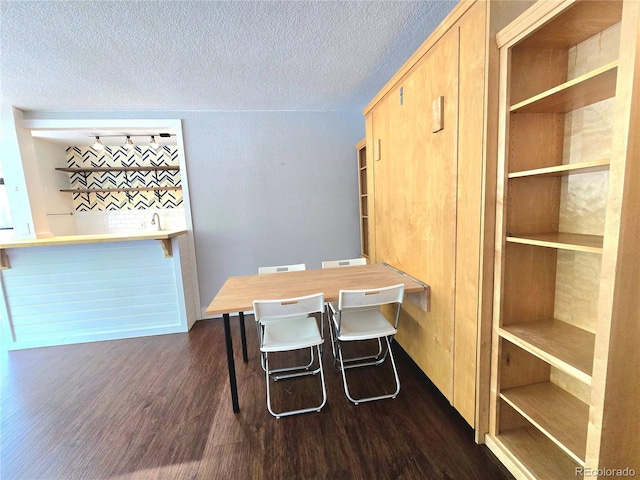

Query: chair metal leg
left=260, top=346, right=316, bottom=377
left=272, top=347, right=318, bottom=380
left=332, top=335, right=385, bottom=370
left=264, top=345, right=327, bottom=418
left=338, top=338, right=384, bottom=368
left=327, top=312, right=338, bottom=359
left=337, top=336, right=400, bottom=405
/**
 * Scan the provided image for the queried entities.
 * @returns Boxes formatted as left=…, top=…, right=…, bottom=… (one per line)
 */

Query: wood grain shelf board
left=56, top=166, right=179, bottom=172
left=510, top=62, right=617, bottom=113
left=500, top=319, right=594, bottom=384
left=508, top=159, right=610, bottom=178
left=60, top=187, right=182, bottom=193
left=487, top=427, right=581, bottom=479
left=500, top=382, right=588, bottom=464
left=511, top=1, right=623, bottom=50
left=506, top=232, right=603, bottom=253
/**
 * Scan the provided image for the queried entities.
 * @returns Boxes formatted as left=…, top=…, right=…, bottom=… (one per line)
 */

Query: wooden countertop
left=0, top=229, right=187, bottom=249
left=0, top=230, right=187, bottom=269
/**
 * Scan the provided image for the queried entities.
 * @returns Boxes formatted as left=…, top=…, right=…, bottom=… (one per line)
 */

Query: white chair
left=321, top=257, right=368, bottom=356
left=321, top=258, right=367, bottom=269
left=331, top=283, right=405, bottom=404
left=257, top=263, right=311, bottom=372
left=258, top=263, right=306, bottom=274
left=253, top=293, right=327, bottom=418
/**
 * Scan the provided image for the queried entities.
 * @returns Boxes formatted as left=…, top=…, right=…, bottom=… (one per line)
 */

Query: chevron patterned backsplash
left=65, top=146, right=183, bottom=211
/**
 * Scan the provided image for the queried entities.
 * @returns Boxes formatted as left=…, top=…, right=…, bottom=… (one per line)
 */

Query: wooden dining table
left=205, top=262, right=429, bottom=413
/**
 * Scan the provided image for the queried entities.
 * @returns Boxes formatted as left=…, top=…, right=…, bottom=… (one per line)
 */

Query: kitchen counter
left=0, top=229, right=187, bottom=268
left=0, top=229, right=196, bottom=350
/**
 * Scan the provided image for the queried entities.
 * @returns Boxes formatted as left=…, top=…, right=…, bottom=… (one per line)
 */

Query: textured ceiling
left=1, top=0, right=456, bottom=113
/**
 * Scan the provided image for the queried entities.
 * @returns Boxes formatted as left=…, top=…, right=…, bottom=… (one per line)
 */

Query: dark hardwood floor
left=1, top=317, right=513, bottom=480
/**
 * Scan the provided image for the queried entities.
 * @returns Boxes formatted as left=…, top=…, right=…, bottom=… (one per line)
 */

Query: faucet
left=150, top=213, right=161, bottom=231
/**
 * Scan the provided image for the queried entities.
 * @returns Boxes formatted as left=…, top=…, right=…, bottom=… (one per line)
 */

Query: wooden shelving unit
left=487, top=1, right=640, bottom=478
left=356, top=139, right=369, bottom=259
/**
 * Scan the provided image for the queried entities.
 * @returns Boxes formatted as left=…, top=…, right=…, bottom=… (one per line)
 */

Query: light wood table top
left=206, top=263, right=428, bottom=316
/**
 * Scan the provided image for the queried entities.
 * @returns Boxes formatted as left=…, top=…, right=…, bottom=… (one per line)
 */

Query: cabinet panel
left=454, top=1, right=486, bottom=425
left=364, top=0, right=534, bottom=433
left=373, top=27, right=458, bottom=399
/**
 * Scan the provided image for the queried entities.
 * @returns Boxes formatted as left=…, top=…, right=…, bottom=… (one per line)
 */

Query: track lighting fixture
left=88, top=133, right=173, bottom=149
left=92, top=136, right=104, bottom=151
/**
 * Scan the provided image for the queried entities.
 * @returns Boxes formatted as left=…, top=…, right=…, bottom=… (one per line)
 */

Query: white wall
left=18, top=110, right=364, bottom=317
left=32, top=138, right=76, bottom=235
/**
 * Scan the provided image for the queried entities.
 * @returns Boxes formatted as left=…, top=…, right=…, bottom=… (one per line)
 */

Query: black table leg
left=223, top=313, right=240, bottom=413
left=239, top=311, right=248, bottom=363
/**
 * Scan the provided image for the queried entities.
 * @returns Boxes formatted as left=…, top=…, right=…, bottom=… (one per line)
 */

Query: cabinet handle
left=432, top=96, right=444, bottom=133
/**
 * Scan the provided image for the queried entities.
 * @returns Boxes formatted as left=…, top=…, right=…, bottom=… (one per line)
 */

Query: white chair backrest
left=338, top=284, right=405, bottom=310
left=253, top=293, right=325, bottom=322
left=321, top=258, right=367, bottom=269
left=258, top=263, right=306, bottom=274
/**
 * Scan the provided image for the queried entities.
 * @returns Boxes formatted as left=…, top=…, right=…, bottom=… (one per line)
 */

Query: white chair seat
left=335, top=307, right=397, bottom=341
left=262, top=316, right=323, bottom=352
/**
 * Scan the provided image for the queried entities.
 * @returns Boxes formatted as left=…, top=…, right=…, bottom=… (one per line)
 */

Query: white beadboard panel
left=9, top=293, right=180, bottom=321
left=1, top=240, right=190, bottom=350
left=176, top=234, right=197, bottom=327
left=6, top=280, right=175, bottom=306
left=13, top=313, right=180, bottom=341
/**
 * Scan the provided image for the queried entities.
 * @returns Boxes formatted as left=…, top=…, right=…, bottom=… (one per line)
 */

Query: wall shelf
left=56, top=161, right=182, bottom=196
left=508, top=159, right=610, bottom=179
left=488, top=426, right=581, bottom=479
left=505, top=233, right=603, bottom=253
left=500, top=319, right=595, bottom=384
left=500, top=382, right=589, bottom=465
left=60, top=187, right=182, bottom=193
left=55, top=166, right=179, bottom=173
left=510, top=61, right=618, bottom=113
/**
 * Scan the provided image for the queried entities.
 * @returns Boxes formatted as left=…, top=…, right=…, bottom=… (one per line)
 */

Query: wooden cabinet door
left=454, top=0, right=487, bottom=428
left=372, top=28, right=459, bottom=399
